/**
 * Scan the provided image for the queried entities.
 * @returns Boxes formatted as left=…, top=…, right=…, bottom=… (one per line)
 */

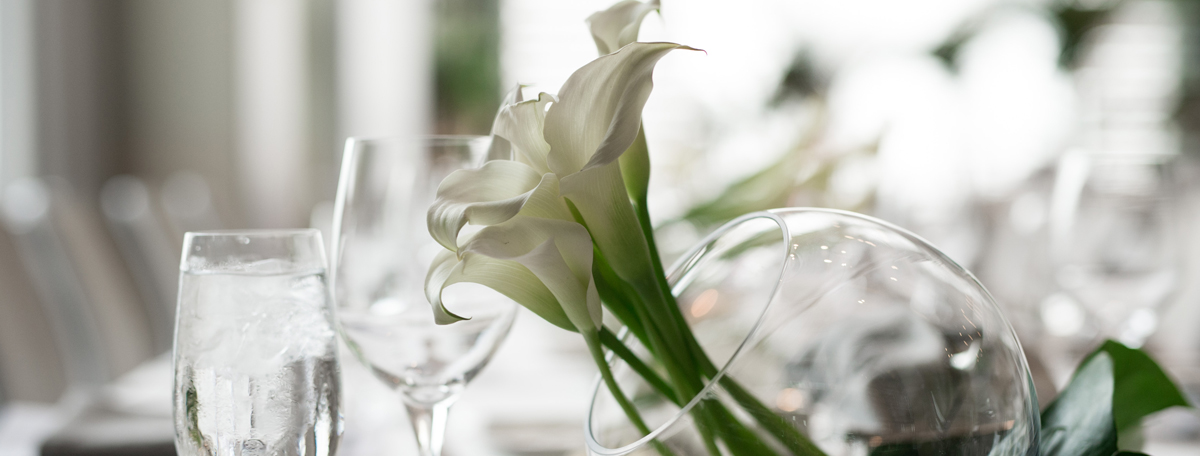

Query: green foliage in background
left=435, top=0, right=502, bottom=134
left=932, top=0, right=1125, bottom=70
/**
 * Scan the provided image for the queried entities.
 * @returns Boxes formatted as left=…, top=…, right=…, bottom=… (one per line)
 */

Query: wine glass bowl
left=338, top=290, right=516, bottom=405
left=331, top=136, right=518, bottom=456
left=1049, top=151, right=1181, bottom=346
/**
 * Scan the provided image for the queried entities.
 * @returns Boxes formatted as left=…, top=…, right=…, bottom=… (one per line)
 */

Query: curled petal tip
left=432, top=310, right=471, bottom=325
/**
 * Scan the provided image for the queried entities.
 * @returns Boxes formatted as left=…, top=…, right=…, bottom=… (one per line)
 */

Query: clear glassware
left=173, top=229, right=342, bottom=456
left=587, top=208, right=1039, bottom=456
left=331, top=136, right=518, bottom=456
left=1048, top=151, right=1181, bottom=347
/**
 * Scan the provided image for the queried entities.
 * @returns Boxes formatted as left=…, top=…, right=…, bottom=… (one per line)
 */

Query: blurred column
left=336, top=0, right=433, bottom=141
left=234, top=0, right=311, bottom=228
left=0, top=0, right=36, bottom=188
left=123, top=0, right=243, bottom=227
left=34, top=0, right=127, bottom=196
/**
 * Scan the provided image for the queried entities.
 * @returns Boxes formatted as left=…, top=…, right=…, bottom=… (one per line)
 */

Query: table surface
left=3, top=312, right=1199, bottom=456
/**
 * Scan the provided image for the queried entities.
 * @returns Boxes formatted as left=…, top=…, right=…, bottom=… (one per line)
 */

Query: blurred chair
left=1, top=177, right=155, bottom=390
left=100, top=176, right=182, bottom=353
left=0, top=202, right=68, bottom=403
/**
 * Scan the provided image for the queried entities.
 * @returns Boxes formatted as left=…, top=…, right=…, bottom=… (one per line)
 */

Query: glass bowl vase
left=586, top=208, right=1039, bottom=456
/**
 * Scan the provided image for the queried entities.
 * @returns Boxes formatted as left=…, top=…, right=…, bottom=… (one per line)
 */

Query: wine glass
left=1048, top=151, right=1182, bottom=348
left=330, top=136, right=518, bottom=456
left=173, top=229, right=342, bottom=456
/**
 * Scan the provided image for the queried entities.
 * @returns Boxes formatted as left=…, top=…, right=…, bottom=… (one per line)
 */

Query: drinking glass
left=1048, top=151, right=1182, bottom=347
left=331, top=136, right=518, bottom=456
left=173, top=229, right=342, bottom=456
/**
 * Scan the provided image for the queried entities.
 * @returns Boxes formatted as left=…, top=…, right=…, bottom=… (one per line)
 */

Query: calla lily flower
left=425, top=41, right=695, bottom=338
left=484, top=85, right=524, bottom=161
left=587, top=0, right=661, bottom=56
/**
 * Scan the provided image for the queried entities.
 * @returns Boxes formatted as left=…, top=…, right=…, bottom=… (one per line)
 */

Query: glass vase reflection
left=587, top=208, right=1039, bottom=456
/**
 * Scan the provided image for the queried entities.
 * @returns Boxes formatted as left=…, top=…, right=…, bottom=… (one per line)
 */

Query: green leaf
left=620, top=125, right=651, bottom=206
left=586, top=0, right=661, bottom=55
left=681, top=148, right=811, bottom=227
left=1087, top=340, right=1190, bottom=433
left=680, top=107, right=834, bottom=228
left=1040, top=340, right=1190, bottom=456
left=1041, top=352, right=1117, bottom=456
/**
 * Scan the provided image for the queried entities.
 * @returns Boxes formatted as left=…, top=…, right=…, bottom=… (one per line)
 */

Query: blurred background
left=1, top=0, right=1199, bottom=454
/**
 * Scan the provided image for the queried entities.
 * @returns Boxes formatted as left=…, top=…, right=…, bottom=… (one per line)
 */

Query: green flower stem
left=595, top=247, right=727, bottom=454
left=599, top=169, right=799, bottom=455
left=634, top=185, right=824, bottom=456
left=707, top=400, right=782, bottom=456
left=599, top=327, right=679, bottom=405
left=594, top=250, right=655, bottom=356
left=627, top=265, right=776, bottom=455
left=632, top=193, right=674, bottom=314
left=587, top=334, right=677, bottom=456
left=667, top=288, right=825, bottom=456
left=600, top=328, right=782, bottom=456
left=694, top=406, right=727, bottom=455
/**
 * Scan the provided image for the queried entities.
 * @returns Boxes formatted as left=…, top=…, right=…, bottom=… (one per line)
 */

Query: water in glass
left=174, top=233, right=341, bottom=456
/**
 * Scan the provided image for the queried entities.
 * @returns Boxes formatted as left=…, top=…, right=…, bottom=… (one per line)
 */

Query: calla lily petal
left=559, top=161, right=655, bottom=284
left=424, top=250, right=471, bottom=324
left=545, top=42, right=696, bottom=176
left=427, top=160, right=543, bottom=251
left=494, top=93, right=556, bottom=174
left=587, top=0, right=661, bottom=55
left=463, top=216, right=602, bottom=332
left=516, top=173, right=575, bottom=222
left=486, top=85, right=525, bottom=162
left=425, top=249, right=576, bottom=331
left=513, top=238, right=603, bottom=333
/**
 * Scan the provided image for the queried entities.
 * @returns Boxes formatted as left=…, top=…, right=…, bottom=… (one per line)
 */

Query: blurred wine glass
left=330, top=136, right=518, bottom=456
left=1048, top=151, right=1182, bottom=348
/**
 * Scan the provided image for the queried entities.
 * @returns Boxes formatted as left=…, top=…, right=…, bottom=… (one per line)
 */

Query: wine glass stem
left=405, top=401, right=451, bottom=456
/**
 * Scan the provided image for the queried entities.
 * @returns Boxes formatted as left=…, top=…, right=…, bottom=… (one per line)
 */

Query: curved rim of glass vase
left=582, top=207, right=983, bottom=455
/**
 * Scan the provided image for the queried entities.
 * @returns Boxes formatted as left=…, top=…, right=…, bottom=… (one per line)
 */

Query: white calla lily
left=546, top=42, right=692, bottom=175
left=425, top=249, right=575, bottom=330
left=426, top=160, right=543, bottom=251
left=427, top=42, right=693, bottom=334
left=420, top=5, right=836, bottom=452
left=462, top=216, right=601, bottom=333
left=547, top=42, right=695, bottom=283
left=485, top=85, right=524, bottom=161
left=493, top=93, right=556, bottom=174
left=587, top=0, right=661, bottom=55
